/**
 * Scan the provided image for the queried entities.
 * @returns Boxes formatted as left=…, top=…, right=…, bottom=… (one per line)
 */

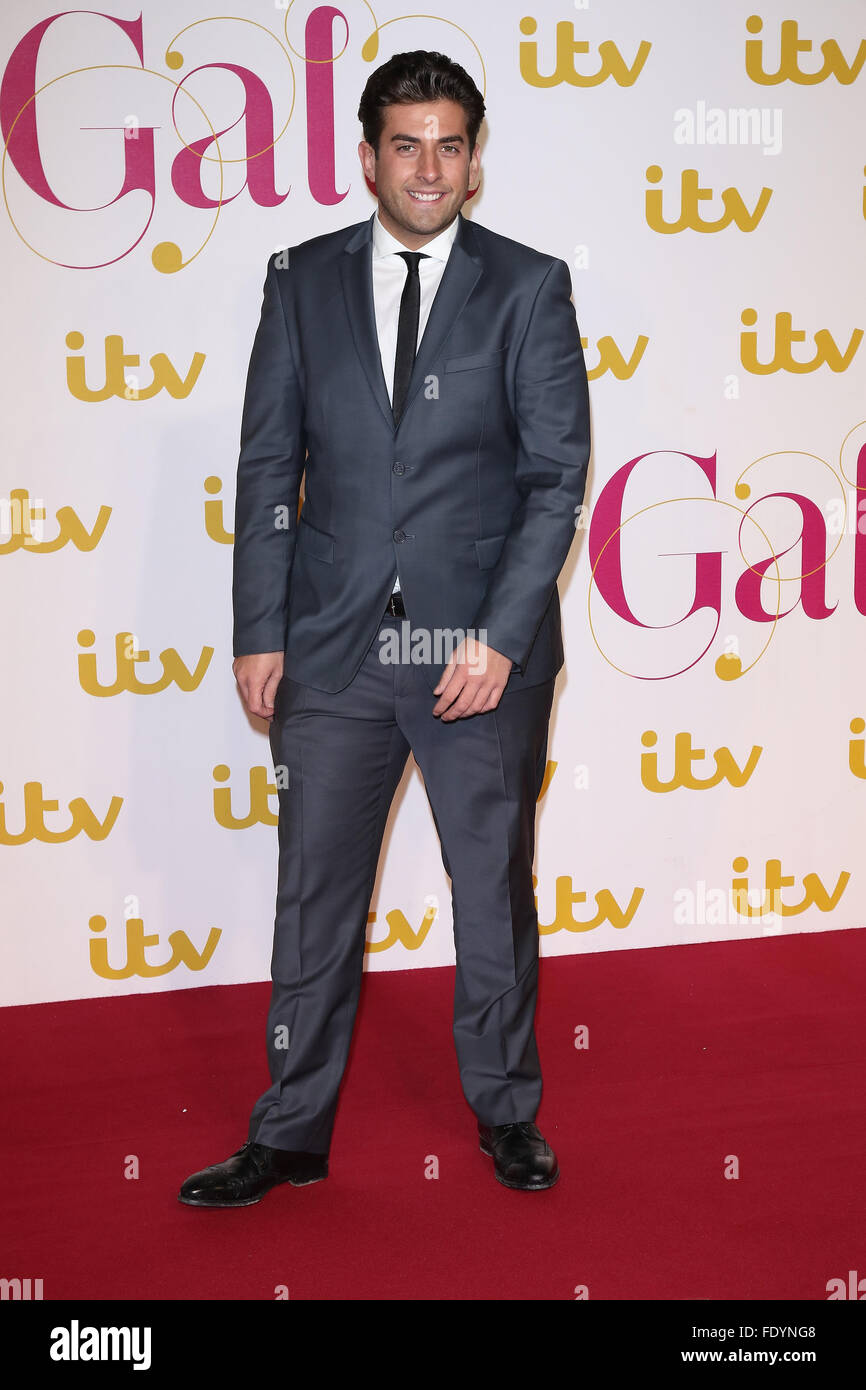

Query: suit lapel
left=339, top=216, right=394, bottom=429
left=339, top=211, right=484, bottom=432
left=398, top=213, right=483, bottom=428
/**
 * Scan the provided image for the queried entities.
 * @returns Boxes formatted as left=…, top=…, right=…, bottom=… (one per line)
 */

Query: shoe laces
left=241, top=1141, right=271, bottom=1172
left=499, top=1121, right=537, bottom=1138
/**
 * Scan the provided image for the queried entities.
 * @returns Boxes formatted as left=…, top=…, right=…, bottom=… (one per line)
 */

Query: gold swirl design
left=2, top=63, right=224, bottom=272
left=733, top=448, right=848, bottom=582
left=586, top=495, right=783, bottom=682
left=163, top=16, right=295, bottom=163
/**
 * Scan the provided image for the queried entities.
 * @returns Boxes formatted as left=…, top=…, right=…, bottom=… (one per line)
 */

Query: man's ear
left=358, top=140, right=376, bottom=182
left=466, top=145, right=482, bottom=199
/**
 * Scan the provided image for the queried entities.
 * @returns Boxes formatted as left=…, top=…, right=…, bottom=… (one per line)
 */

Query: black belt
left=384, top=589, right=406, bottom=618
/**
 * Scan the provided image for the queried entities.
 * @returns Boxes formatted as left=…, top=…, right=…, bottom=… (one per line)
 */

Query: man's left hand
left=432, top=637, right=513, bottom=720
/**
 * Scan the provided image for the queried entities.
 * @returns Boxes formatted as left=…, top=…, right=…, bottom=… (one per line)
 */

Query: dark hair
left=358, top=50, right=485, bottom=154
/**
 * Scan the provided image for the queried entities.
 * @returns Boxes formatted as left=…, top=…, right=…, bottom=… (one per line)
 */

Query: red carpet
left=2, top=929, right=865, bottom=1301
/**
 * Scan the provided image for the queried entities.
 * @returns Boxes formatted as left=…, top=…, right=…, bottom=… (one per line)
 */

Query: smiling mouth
left=407, top=190, right=447, bottom=202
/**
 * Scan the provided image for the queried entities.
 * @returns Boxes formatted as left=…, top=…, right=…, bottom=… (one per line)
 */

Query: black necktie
left=392, top=251, right=429, bottom=425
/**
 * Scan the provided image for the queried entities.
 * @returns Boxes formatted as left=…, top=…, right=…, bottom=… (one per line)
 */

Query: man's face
left=359, top=98, right=481, bottom=248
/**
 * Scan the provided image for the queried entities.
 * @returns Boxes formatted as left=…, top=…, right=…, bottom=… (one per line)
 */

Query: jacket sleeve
left=470, top=257, right=590, bottom=673
left=232, top=254, right=306, bottom=657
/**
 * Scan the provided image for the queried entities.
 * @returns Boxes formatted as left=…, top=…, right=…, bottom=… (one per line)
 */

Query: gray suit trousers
left=247, top=613, right=555, bottom=1153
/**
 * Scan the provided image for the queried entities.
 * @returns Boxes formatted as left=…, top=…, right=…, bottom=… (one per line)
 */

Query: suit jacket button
left=392, top=462, right=405, bottom=475
left=393, top=528, right=406, bottom=543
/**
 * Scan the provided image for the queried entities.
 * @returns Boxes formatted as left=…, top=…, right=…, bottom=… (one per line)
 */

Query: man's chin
left=398, top=195, right=461, bottom=232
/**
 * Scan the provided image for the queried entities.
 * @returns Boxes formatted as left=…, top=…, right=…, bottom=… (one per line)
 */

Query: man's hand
left=432, top=636, right=513, bottom=720
left=233, top=652, right=284, bottom=721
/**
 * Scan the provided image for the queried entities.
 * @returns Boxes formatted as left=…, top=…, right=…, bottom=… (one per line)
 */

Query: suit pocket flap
left=297, top=516, right=335, bottom=563
left=475, top=532, right=507, bottom=569
left=444, top=346, right=508, bottom=373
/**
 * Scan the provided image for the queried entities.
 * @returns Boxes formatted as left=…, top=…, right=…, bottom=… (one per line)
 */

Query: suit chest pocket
left=443, top=346, right=508, bottom=374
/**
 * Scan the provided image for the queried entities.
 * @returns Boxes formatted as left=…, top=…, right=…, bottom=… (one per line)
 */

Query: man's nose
left=416, top=149, right=442, bottom=181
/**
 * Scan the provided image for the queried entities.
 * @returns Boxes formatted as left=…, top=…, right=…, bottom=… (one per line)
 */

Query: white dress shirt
left=371, top=208, right=459, bottom=593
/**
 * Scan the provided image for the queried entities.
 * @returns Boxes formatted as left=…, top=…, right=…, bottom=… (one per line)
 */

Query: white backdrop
left=1, top=0, right=864, bottom=1006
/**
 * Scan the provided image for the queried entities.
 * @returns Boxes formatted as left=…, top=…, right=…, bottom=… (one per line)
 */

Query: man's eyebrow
left=389, top=132, right=466, bottom=144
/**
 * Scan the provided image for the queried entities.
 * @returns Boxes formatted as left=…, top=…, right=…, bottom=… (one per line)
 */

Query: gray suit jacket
left=232, top=210, right=591, bottom=694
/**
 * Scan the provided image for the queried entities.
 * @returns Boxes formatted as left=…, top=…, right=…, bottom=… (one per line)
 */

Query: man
left=179, top=49, right=590, bottom=1206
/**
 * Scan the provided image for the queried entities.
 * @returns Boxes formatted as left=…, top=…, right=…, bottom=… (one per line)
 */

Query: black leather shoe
left=478, top=1121, right=559, bottom=1190
left=178, top=1141, right=328, bottom=1207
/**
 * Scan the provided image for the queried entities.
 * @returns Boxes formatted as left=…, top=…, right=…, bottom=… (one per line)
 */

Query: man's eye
left=396, top=144, right=417, bottom=153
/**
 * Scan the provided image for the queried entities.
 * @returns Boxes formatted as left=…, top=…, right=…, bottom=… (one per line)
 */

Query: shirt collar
left=372, top=208, right=460, bottom=263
